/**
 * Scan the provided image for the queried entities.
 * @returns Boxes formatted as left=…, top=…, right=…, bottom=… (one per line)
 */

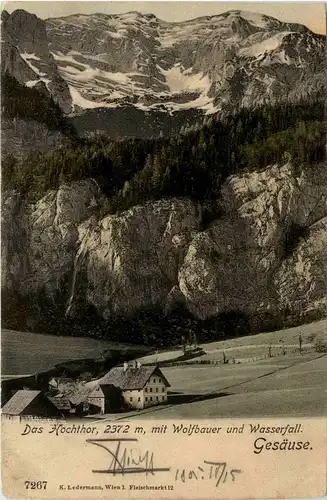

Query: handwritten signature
left=86, top=438, right=170, bottom=475
left=86, top=438, right=242, bottom=486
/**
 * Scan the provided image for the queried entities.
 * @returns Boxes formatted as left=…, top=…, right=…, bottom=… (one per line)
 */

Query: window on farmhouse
left=162, top=387, right=165, bottom=392
left=145, top=397, right=148, bottom=402
left=156, top=396, right=159, bottom=401
left=145, top=387, right=148, bottom=392
left=150, top=388, right=152, bottom=392
left=153, top=379, right=156, bottom=383
left=130, top=397, right=133, bottom=402
left=138, top=397, right=141, bottom=402
left=156, top=387, right=158, bottom=392
left=150, top=397, right=153, bottom=402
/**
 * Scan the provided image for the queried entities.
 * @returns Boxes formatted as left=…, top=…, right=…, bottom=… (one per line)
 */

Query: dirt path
left=205, top=343, right=311, bottom=354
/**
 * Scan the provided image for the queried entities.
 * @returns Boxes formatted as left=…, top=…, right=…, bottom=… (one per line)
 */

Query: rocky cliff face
left=2, top=163, right=326, bottom=330
left=44, top=10, right=326, bottom=114
left=1, top=9, right=72, bottom=112
left=179, top=163, right=327, bottom=319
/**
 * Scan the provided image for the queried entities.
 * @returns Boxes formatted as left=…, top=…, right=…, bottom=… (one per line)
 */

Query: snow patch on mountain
left=159, top=64, right=210, bottom=93
left=20, top=52, right=46, bottom=76
left=68, top=85, right=108, bottom=110
left=2, top=8, right=325, bottom=116
left=236, top=11, right=270, bottom=28
left=21, top=52, right=41, bottom=61
left=25, top=78, right=51, bottom=88
left=240, top=32, right=289, bottom=57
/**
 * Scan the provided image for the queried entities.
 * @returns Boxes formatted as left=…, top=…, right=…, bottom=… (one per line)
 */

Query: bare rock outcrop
left=179, top=163, right=327, bottom=318
left=275, top=217, right=327, bottom=316
left=2, top=162, right=326, bottom=326
left=2, top=180, right=102, bottom=298
left=1, top=9, right=72, bottom=112
left=75, top=199, right=201, bottom=318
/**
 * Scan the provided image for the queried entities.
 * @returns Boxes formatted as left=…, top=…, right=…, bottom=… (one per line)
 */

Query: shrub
left=314, top=336, right=327, bottom=353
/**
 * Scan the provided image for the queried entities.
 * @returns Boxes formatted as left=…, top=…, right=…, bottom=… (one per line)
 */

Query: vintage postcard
left=1, top=1, right=326, bottom=499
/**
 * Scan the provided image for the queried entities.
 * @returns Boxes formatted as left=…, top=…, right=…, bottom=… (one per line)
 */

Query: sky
left=2, top=1, right=326, bottom=34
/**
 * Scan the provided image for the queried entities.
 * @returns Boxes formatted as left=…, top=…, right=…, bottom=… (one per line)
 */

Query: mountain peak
left=1, top=9, right=9, bottom=22
left=1, top=6, right=324, bottom=122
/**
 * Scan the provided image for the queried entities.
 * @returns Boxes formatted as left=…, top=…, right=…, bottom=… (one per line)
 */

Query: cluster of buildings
left=2, top=361, right=170, bottom=419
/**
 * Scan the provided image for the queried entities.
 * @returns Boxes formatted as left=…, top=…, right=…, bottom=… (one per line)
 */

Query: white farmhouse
left=94, top=362, right=170, bottom=410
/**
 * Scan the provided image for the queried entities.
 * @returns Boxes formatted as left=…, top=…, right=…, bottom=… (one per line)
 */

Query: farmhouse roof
left=88, top=384, right=119, bottom=398
left=66, top=386, right=92, bottom=406
left=48, top=395, right=71, bottom=411
left=95, top=366, right=170, bottom=391
left=2, top=390, right=42, bottom=415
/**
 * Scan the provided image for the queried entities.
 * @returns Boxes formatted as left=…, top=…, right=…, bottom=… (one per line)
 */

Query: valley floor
left=137, top=318, right=327, bottom=364
left=1, top=329, right=149, bottom=376
left=96, top=352, right=327, bottom=419
left=2, top=320, right=326, bottom=418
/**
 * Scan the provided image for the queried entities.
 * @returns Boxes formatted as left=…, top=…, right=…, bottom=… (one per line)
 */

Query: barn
left=86, top=384, right=124, bottom=414
left=47, top=395, right=72, bottom=417
left=2, top=390, right=63, bottom=419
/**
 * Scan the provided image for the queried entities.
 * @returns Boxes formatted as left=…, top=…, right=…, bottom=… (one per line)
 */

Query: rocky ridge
left=2, top=163, right=327, bottom=329
left=1, top=9, right=72, bottom=112
left=1, top=8, right=325, bottom=118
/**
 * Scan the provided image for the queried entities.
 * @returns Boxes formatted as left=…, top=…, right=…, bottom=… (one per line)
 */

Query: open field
left=99, top=352, right=326, bottom=419
left=137, top=319, right=327, bottom=364
left=2, top=321, right=327, bottom=418
left=3, top=320, right=326, bottom=377
left=1, top=329, right=149, bottom=376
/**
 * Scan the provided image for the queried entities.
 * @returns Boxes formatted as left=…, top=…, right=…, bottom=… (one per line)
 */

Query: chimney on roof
left=137, top=361, right=141, bottom=369
left=123, top=362, right=128, bottom=372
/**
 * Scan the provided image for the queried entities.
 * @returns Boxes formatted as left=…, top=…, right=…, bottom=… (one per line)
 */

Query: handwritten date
left=175, top=462, right=242, bottom=487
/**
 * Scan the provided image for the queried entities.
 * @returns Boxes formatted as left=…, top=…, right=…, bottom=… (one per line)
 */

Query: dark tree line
left=1, top=72, right=77, bottom=138
left=3, top=93, right=325, bottom=226
left=5, top=286, right=325, bottom=347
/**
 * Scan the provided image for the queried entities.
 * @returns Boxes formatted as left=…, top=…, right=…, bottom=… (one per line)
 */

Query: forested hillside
left=2, top=89, right=326, bottom=346
left=3, top=95, right=325, bottom=226
left=1, top=72, right=76, bottom=138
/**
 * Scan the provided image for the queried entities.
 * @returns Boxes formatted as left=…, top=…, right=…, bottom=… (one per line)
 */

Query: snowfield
left=12, top=9, right=324, bottom=113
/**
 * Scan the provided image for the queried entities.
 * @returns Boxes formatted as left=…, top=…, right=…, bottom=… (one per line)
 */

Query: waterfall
left=65, top=240, right=86, bottom=317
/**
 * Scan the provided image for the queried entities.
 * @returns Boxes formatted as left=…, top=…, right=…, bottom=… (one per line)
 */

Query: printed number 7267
left=24, top=481, right=47, bottom=490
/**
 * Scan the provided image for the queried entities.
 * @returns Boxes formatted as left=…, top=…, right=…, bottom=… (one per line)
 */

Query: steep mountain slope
left=1, top=96, right=325, bottom=343
left=45, top=10, right=325, bottom=114
left=1, top=8, right=325, bottom=137
left=2, top=163, right=327, bottom=343
left=1, top=9, right=72, bottom=112
left=1, top=72, right=75, bottom=158
left=1, top=9, right=326, bottom=342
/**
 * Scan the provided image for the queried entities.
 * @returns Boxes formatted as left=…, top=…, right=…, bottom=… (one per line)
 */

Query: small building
left=92, top=362, right=170, bottom=410
left=86, top=384, right=124, bottom=415
left=48, top=377, right=74, bottom=390
left=65, top=387, right=92, bottom=417
left=47, top=395, right=72, bottom=417
left=1, top=390, right=63, bottom=419
left=1, top=375, right=38, bottom=407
